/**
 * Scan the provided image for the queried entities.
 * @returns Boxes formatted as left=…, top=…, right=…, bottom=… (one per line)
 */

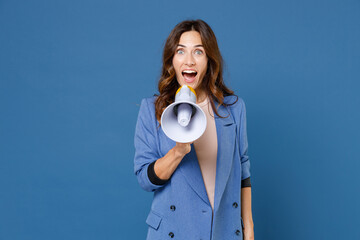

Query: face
left=172, top=31, right=208, bottom=93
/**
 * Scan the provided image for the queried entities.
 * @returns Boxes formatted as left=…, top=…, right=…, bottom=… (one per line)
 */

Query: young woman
left=134, top=19, right=254, bottom=240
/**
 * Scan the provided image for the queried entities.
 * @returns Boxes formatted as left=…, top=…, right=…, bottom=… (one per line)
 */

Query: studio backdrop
left=0, top=0, right=359, bottom=239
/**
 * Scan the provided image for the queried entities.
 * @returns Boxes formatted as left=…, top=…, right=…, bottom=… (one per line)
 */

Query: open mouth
left=182, top=70, right=197, bottom=83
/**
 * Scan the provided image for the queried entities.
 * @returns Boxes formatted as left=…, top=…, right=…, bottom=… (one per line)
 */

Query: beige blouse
left=193, top=97, right=218, bottom=210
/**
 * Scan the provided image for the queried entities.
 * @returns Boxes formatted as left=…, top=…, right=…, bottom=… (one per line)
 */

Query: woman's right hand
left=153, top=141, right=193, bottom=181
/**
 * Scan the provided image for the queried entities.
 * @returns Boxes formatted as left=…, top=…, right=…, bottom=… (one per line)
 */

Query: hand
left=174, top=142, right=192, bottom=157
left=243, top=227, right=254, bottom=240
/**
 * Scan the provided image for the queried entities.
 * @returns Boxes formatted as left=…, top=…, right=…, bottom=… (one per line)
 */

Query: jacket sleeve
left=134, top=98, right=165, bottom=192
left=238, top=98, right=251, bottom=180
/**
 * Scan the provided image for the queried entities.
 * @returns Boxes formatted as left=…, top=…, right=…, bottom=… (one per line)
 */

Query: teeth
left=182, top=70, right=197, bottom=74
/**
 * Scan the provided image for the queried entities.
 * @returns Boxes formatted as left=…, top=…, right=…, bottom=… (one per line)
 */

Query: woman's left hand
left=243, top=227, right=254, bottom=240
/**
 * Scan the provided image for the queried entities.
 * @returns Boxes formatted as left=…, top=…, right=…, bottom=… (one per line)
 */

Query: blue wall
left=1, top=0, right=359, bottom=239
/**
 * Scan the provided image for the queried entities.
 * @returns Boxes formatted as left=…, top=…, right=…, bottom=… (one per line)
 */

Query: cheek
left=199, top=60, right=208, bottom=76
left=172, top=58, right=181, bottom=74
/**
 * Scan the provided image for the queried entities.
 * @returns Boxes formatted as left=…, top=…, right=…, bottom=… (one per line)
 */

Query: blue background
left=1, top=0, right=359, bottom=239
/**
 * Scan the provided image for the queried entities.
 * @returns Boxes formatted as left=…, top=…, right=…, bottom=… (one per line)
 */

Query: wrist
left=173, top=144, right=189, bottom=158
left=243, top=223, right=254, bottom=240
left=172, top=146, right=186, bottom=160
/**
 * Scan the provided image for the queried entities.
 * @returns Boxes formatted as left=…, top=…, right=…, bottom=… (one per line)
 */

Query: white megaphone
left=161, top=85, right=207, bottom=143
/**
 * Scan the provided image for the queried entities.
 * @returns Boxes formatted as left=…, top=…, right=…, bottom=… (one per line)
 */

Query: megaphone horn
left=160, top=85, right=207, bottom=143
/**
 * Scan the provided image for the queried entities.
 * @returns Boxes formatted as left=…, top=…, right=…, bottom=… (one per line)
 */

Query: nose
left=185, top=53, right=195, bottom=66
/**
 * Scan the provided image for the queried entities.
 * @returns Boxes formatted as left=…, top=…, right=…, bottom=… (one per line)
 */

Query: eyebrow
left=177, top=44, right=204, bottom=48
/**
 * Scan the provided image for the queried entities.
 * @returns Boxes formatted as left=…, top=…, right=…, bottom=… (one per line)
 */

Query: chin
left=182, top=80, right=198, bottom=88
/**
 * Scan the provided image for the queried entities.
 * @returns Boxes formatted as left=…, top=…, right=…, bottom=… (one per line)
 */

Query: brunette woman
left=134, top=19, right=254, bottom=240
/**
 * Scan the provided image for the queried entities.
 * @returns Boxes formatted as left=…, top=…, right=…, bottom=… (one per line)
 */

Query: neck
left=196, top=91, right=207, bottom=104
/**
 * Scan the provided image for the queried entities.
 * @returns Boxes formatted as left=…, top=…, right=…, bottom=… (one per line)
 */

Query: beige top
left=193, top=97, right=218, bottom=210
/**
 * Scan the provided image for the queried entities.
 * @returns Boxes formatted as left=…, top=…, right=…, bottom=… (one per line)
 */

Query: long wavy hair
left=155, top=19, right=238, bottom=124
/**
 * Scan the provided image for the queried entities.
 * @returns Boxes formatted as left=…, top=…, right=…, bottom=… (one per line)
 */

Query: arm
left=134, top=98, right=164, bottom=192
left=134, top=98, right=190, bottom=191
left=238, top=98, right=254, bottom=239
left=241, top=187, right=254, bottom=240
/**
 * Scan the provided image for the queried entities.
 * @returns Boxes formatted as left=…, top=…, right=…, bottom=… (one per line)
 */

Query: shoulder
left=140, top=95, right=157, bottom=105
left=136, top=96, right=160, bottom=130
left=139, top=96, right=157, bottom=113
left=223, top=95, right=246, bottom=111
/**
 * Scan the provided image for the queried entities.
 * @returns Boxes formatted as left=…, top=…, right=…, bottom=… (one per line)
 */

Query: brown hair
left=155, top=19, right=238, bottom=124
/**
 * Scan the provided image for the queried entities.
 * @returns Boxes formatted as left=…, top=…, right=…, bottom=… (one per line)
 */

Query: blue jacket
left=134, top=95, right=251, bottom=240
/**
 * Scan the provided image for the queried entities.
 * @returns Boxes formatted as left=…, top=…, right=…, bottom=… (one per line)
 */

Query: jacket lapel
left=178, top=145, right=210, bottom=205
left=213, top=100, right=236, bottom=212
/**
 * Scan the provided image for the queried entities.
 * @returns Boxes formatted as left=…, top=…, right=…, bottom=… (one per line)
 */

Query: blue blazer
left=134, top=95, right=251, bottom=240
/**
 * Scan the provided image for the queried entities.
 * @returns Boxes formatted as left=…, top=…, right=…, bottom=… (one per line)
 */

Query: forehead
left=178, top=31, right=203, bottom=46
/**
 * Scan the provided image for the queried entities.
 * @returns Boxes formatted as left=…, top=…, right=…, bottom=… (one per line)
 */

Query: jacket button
left=232, top=202, right=238, bottom=208
left=170, top=205, right=176, bottom=211
left=169, top=232, right=174, bottom=238
left=235, top=229, right=241, bottom=235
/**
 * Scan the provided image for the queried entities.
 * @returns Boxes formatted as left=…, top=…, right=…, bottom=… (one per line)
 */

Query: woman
left=134, top=19, right=254, bottom=240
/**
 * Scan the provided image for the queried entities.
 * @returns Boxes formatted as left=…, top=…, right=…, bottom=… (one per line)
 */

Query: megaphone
left=161, top=85, right=207, bottom=143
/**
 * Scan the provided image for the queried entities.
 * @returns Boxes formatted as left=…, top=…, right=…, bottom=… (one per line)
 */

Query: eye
left=195, top=49, right=204, bottom=55
left=176, top=49, right=185, bottom=54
